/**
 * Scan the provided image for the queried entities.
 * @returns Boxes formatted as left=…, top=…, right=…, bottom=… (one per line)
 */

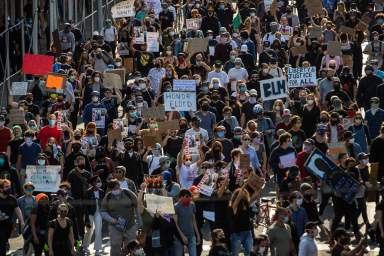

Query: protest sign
left=146, top=32, right=159, bottom=52
left=327, top=41, right=342, bottom=56
left=290, top=45, right=307, bottom=56
left=11, top=82, right=28, bottom=96
left=186, top=18, right=202, bottom=30
left=264, top=0, right=273, bottom=11
left=158, top=119, right=179, bottom=133
left=259, top=77, right=288, bottom=101
left=330, top=171, right=360, bottom=203
left=108, top=128, right=123, bottom=147
left=279, top=152, right=296, bottom=168
left=304, top=148, right=339, bottom=179
left=111, top=0, right=135, bottom=18
left=308, top=27, right=322, bottom=38
left=197, top=170, right=218, bottom=197
left=287, top=67, right=317, bottom=87
left=245, top=172, right=265, bottom=195
left=133, top=27, right=145, bottom=44
left=327, top=142, right=347, bottom=162
left=145, top=194, right=175, bottom=214
left=103, top=72, right=122, bottom=90
left=105, top=69, right=125, bottom=85
left=46, top=73, right=66, bottom=91
left=7, top=109, right=25, bottom=126
left=240, top=154, right=250, bottom=169
left=143, top=135, right=162, bottom=147
left=339, top=25, right=355, bottom=37
left=164, top=92, right=197, bottom=111
left=142, top=106, right=165, bottom=121
left=145, top=0, right=161, bottom=15
left=22, top=54, right=54, bottom=75
left=173, top=80, right=196, bottom=92
left=186, top=38, right=209, bottom=60
left=92, top=108, right=107, bottom=128
left=124, top=58, right=134, bottom=73
left=26, top=165, right=61, bottom=192
left=305, top=0, right=323, bottom=17
left=203, top=211, right=215, bottom=222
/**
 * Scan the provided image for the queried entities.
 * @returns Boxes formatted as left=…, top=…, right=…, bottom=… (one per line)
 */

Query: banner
left=164, top=92, right=197, bottom=111
left=22, top=54, right=54, bottom=75
left=111, top=0, right=135, bottom=18
left=11, top=82, right=28, bottom=96
left=26, top=165, right=61, bottom=192
left=146, top=32, right=160, bottom=52
left=92, top=108, right=107, bottom=128
left=259, top=77, right=288, bottom=101
left=173, top=80, right=196, bottom=92
left=46, top=73, right=66, bottom=91
left=145, top=194, right=175, bottom=214
left=186, top=18, right=202, bottom=30
left=287, top=67, right=317, bottom=87
left=304, top=148, right=359, bottom=202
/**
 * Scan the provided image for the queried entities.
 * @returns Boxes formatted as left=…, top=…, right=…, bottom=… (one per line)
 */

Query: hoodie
left=298, top=233, right=318, bottom=256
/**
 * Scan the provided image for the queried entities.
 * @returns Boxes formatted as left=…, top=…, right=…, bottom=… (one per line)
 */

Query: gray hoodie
left=298, top=233, right=318, bottom=256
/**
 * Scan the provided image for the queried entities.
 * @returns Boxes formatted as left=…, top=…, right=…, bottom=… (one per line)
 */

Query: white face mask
left=92, top=96, right=99, bottom=102
left=96, top=182, right=102, bottom=188
left=139, top=83, right=146, bottom=89
left=362, top=159, right=369, bottom=165
left=38, top=159, right=45, bottom=166
left=296, top=198, right=303, bottom=206
left=259, top=247, right=266, bottom=254
left=94, top=77, right=100, bottom=83
left=115, top=62, right=122, bottom=67
left=349, top=138, right=355, bottom=144
left=0, top=121, right=4, bottom=127
left=275, top=106, right=281, bottom=111
left=307, top=99, right=314, bottom=105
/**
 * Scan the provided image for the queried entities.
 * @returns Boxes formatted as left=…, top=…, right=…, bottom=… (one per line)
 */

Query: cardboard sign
left=304, top=148, right=359, bottom=202
left=186, top=38, right=209, bottom=59
left=173, top=80, right=196, bottom=92
left=105, top=69, right=125, bottom=85
left=339, top=25, right=355, bottom=37
left=245, top=172, right=265, bottom=195
left=158, top=120, right=179, bottom=133
left=11, top=82, right=28, bottom=96
left=26, top=165, right=61, bottom=192
left=143, top=135, right=162, bottom=147
left=305, top=0, right=323, bottom=17
left=197, top=170, right=218, bottom=197
left=103, top=72, right=122, bottom=90
left=46, top=73, right=66, bottom=91
left=328, top=142, right=347, bottom=162
left=259, top=77, right=288, bottom=101
left=291, top=45, right=307, bottom=56
left=111, top=0, right=135, bottom=18
left=287, top=67, right=317, bottom=87
left=186, top=18, right=202, bottom=30
left=146, top=32, right=159, bottom=52
left=92, top=108, right=107, bottom=128
left=164, top=92, right=197, bottom=111
left=108, top=128, right=123, bottom=147
left=240, top=154, right=250, bottom=169
left=8, top=109, right=25, bottom=126
left=142, top=106, right=165, bottom=121
left=327, top=41, right=342, bottom=56
left=308, top=27, right=322, bottom=38
left=144, top=194, right=175, bottom=214
left=124, top=58, right=134, bottom=73
left=22, top=54, right=54, bottom=75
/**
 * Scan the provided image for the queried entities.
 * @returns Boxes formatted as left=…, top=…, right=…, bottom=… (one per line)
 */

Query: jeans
left=83, top=212, right=103, bottom=252
left=230, top=230, right=253, bottom=256
left=109, top=224, right=137, bottom=256
left=173, top=235, right=196, bottom=256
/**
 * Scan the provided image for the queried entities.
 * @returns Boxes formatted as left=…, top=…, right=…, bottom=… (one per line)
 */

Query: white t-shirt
left=228, top=67, right=248, bottom=81
left=102, top=27, right=117, bottom=42
left=179, top=163, right=198, bottom=189
left=206, top=70, right=229, bottom=86
left=185, top=128, right=209, bottom=154
left=330, top=125, right=338, bottom=143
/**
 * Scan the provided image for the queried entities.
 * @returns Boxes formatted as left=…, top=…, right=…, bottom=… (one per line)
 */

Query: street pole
left=21, top=0, right=25, bottom=80
left=32, top=0, right=38, bottom=53
left=68, top=0, right=74, bottom=21
left=4, top=0, right=11, bottom=105
left=91, top=0, right=94, bottom=34
left=97, top=0, right=103, bottom=32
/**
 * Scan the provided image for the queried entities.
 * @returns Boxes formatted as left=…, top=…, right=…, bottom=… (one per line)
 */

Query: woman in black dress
left=48, top=203, right=76, bottom=256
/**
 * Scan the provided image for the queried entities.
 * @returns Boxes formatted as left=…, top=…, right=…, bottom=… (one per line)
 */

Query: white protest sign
left=287, top=66, right=317, bottom=88
left=144, top=194, right=175, bottom=214
left=92, top=108, right=107, bottom=128
left=203, top=211, right=215, bottom=222
left=264, top=0, right=273, bottom=11
left=146, top=32, right=159, bottom=52
left=173, top=80, right=196, bottom=92
left=279, top=152, right=296, bottom=168
left=11, top=82, right=28, bottom=96
left=186, top=18, right=202, bottom=30
left=259, top=76, right=288, bottom=101
left=145, top=0, right=161, bottom=15
left=164, top=92, right=197, bottom=111
left=26, top=165, right=61, bottom=192
left=133, top=27, right=145, bottom=44
left=111, top=0, right=135, bottom=18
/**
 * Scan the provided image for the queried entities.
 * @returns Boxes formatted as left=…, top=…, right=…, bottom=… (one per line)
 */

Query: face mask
left=184, top=160, right=192, bottom=166
left=259, top=247, right=266, bottom=254
left=372, top=103, right=379, bottom=109
left=249, top=97, right=257, bottom=104
left=129, top=112, right=137, bottom=118
left=217, top=131, right=225, bottom=138
left=166, top=50, right=172, bottom=56
left=132, top=248, right=145, bottom=256
left=111, top=189, right=121, bottom=196
left=282, top=216, right=289, bottom=223
left=96, top=182, right=102, bottom=188
left=303, top=145, right=311, bottom=153
left=239, top=87, right=246, bottom=93
left=296, top=198, right=303, bottom=206
left=92, top=96, right=99, bottom=102
left=307, top=99, right=314, bottom=105
left=349, top=138, right=355, bottom=144
left=182, top=197, right=192, bottom=206
left=94, top=77, right=100, bottom=83
left=38, top=159, right=45, bottom=166
left=25, top=137, right=33, bottom=145
left=0, top=121, right=4, bottom=127
left=48, top=119, right=56, bottom=126
left=0, top=158, right=5, bottom=167
left=213, top=83, right=220, bottom=89
left=115, top=62, right=122, bottom=67
left=69, top=75, right=76, bottom=82
left=202, top=105, right=209, bottom=111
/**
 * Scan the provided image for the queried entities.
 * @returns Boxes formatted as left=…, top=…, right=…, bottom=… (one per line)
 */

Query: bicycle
left=255, top=197, right=277, bottom=228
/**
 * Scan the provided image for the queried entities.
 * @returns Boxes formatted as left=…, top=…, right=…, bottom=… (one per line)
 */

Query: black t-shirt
left=228, top=204, right=253, bottom=233
left=67, top=169, right=92, bottom=199
left=241, top=102, right=255, bottom=123
left=31, top=205, right=50, bottom=230
left=8, top=139, right=24, bottom=164
left=301, top=200, right=320, bottom=222
left=164, top=136, right=183, bottom=159
left=0, top=195, right=17, bottom=226
left=289, top=129, right=307, bottom=152
left=311, top=136, right=328, bottom=154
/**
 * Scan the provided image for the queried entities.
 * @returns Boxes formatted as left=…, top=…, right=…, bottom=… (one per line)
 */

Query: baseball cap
left=316, top=124, right=326, bottom=133
left=357, top=152, right=369, bottom=161
left=234, top=58, right=242, bottom=64
left=240, top=44, right=248, bottom=52
left=305, top=221, right=319, bottom=230
left=282, top=109, right=291, bottom=116
left=159, top=156, right=170, bottom=165
left=303, top=138, right=315, bottom=145
left=370, top=97, right=380, bottom=104
left=249, top=89, right=257, bottom=96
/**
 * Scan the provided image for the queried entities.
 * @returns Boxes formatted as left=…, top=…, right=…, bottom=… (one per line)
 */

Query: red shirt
left=0, top=127, right=12, bottom=152
left=296, top=151, right=310, bottom=178
left=37, top=126, right=62, bottom=149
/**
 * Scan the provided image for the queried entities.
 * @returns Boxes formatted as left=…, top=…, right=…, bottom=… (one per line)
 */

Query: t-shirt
left=147, top=155, right=161, bottom=175
left=0, top=195, right=17, bottom=227
left=18, top=142, right=42, bottom=169
left=179, top=163, right=198, bottom=189
left=37, top=125, right=62, bottom=149
left=0, top=127, right=12, bottom=153
left=174, top=201, right=196, bottom=237
left=267, top=222, right=292, bottom=256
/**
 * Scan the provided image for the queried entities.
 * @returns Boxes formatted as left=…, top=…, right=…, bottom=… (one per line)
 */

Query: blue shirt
left=288, top=206, right=308, bottom=237
left=18, top=142, right=41, bottom=169
left=243, top=146, right=261, bottom=169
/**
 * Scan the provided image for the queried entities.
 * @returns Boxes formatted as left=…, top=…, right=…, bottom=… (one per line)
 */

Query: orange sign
left=46, top=73, right=66, bottom=90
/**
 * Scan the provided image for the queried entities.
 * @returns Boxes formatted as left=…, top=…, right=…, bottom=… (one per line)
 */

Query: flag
left=232, top=8, right=241, bottom=30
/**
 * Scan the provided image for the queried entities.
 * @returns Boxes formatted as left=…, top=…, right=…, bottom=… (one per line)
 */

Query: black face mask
left=201, top=105, right=209, bottom=111
left=74, top=135, right=81, bottom=140
left=340, top=237, right=350, bottom=245
left=72, top=144, right=81, bottom=152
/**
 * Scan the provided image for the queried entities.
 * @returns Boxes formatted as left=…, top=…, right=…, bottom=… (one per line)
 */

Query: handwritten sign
left=103, top=72, right=122, bottom=90
left=279, top=152, right=296, bottom=168
left=8, top=109, right=25, bottom=126
left=164, top=92, right=197, bottom=111
left=46, top=73, right=66, bottom=91
left=111, top=0, right=135, bottom=18
left=142, top=106, right=165, bottom=121
left=105, top=69, right=125, bottom=86
left=145, top=194, right=175, bottom=214
left=146, top=32, right=159, bottom=52
left=143, top=135, right=162, bottom=147
left=158, top=120, right=179, bottom=133
left=26, top=165, right=61, bottom=192
left=173, top=80, right=196, bottom=92
left=287, top=67, right=317, bottom=87
left=11, top=82, right=28, bottom=96
left=290, top=45, right=307, bottom=56
left=240, top=154, right=250, bottom=169
left=108, top=128, right=123, bottom=147
left=92, top=108, right=107, bottom=128
left=186, top=18, right=202, bottom=30
left=327, top=41, right=342, bottom=56
left=259, top=77, right=288, bottom=101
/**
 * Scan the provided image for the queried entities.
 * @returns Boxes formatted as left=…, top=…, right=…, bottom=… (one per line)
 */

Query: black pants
left=74, top=204, right=85, bottom=239
left=0, top=225, right=12, bottom=256
left=356, top=197, right=369, bottom=224
left=32, top=234, right=48, bottom=256
left=331, top=197, right=359, bottom=237
left=105, top=41, right=116, bottom=58
left=319, top=193, right=332, bottom=216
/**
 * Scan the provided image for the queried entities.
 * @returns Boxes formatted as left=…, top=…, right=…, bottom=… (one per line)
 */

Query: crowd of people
left=1, top=0, right=384, bottom=255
